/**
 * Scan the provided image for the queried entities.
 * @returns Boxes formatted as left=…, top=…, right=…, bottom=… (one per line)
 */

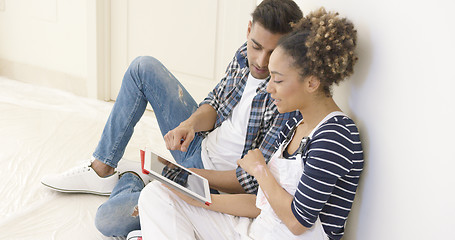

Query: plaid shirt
left=199, top=43, right=299, bottom=194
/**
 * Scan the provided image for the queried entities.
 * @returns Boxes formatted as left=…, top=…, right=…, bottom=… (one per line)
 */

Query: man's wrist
left=179, top=119, right=195, bottom=131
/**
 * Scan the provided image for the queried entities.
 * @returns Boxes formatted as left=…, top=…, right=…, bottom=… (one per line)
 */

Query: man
left=41, top=0, right=302, bottom=237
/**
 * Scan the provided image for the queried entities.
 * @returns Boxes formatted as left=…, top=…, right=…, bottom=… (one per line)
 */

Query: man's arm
left=190, top=168, right=246, bottom=194
left=164, top=104, right=217, bottom=152
left=183, top=104, right=218, bottom=133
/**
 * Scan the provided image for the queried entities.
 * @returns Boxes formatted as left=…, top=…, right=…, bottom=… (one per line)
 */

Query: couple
left=41, top=1, right=363, bottom=239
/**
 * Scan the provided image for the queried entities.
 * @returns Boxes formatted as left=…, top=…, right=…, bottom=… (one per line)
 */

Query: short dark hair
left=252, top=0, right=303, bottom=34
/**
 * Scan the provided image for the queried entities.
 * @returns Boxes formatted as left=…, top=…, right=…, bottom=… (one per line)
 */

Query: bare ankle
left=91, top=159, right=115, bottom=177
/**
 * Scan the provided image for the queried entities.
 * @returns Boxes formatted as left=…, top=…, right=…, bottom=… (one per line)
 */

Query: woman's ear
left=306, top=76, right=320, bottom=93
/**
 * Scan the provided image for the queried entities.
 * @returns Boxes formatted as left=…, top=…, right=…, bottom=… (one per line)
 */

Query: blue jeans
left=94, top=56, right=205, bottom=237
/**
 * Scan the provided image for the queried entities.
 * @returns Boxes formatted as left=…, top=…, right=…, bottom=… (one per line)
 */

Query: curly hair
left=278, top=7, right=358, bottom=96
left=252, top=0, right=303, bottom=34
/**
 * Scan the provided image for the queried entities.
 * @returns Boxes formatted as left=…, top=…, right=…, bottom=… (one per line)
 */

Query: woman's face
left=266, top=47, right=307, bottom=113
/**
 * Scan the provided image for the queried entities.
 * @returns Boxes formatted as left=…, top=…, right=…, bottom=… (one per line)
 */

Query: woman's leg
left=138, top=181, right=243, bottom=240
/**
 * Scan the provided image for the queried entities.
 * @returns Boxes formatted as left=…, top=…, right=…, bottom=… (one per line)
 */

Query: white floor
left=0, top=77, right=168, bottom=239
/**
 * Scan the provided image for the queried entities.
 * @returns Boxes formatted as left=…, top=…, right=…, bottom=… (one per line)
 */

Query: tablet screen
left=141, top=150, right=210, bottom=203
left=154, top=155, right=207, bottom=198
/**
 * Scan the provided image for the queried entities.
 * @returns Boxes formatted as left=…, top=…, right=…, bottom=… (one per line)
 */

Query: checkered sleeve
left=199, top=80, right=221, bottom=111
left=198, top=53, right=236, bottom=110
left=236, top=167, right=258, bottom=194
left=196, top=63, right=232, bottom=138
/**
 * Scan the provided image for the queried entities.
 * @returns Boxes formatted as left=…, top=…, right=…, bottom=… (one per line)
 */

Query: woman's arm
left=189, top=168, right=246, bottom=194
left=165, top=185, right=260, bottom=218
left=237, top=149, right=308, bottom=235
left=209, top=194, right=260, bottom=217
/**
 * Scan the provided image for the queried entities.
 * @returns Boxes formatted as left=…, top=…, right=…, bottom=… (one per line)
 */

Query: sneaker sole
left=127, top=234, right=142, bottom=240
left=41, top=182, right=111, bottom=196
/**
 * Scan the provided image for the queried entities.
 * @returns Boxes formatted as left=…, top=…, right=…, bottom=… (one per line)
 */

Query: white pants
left=138, top=181, right=328, bottom=240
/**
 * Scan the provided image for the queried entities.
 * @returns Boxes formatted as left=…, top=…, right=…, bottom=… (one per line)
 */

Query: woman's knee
left=138, top=181, right=156, bottom=209
left=138, top=181, right=167, bottom=213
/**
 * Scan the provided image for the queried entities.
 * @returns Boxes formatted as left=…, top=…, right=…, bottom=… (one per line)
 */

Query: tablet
left=140, top=149, right=211, bottom=206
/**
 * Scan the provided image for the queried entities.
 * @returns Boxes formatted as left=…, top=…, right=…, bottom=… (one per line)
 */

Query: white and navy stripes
left=278, top=114, right=363, bottom=240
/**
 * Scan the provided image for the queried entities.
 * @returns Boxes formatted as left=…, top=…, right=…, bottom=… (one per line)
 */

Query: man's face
left=246, top=21, right=285, bottom=80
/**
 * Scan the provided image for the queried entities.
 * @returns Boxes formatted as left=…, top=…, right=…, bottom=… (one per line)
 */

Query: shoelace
left=63, top=161, right=92, bottom=177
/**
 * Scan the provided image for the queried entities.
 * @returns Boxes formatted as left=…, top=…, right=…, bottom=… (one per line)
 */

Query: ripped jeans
left=93, top=56, right=205, bottom=237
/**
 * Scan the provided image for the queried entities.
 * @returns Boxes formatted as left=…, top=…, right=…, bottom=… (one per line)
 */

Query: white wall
left=0, top=0, right=88, bottom=96
left=293, top=0, right=455, bottom=239
left=109, top=0, right=257, bottom=103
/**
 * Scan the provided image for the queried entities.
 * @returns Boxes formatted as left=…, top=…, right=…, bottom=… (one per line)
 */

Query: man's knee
left=95, top=198, right=140, bottom=237
left=127, top=56, right=171, bottom=89
left=95, top=202, right=118, bottom=236
left=130, top=56, right=162, bottom=73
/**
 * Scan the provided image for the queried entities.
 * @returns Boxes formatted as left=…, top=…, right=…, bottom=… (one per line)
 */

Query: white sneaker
left=126, top=230, right=142, bottom=240
left=41, top=160, right=119, bottom=196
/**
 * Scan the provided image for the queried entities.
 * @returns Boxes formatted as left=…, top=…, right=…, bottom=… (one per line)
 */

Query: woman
left=135, top=8, right=362, bottom=240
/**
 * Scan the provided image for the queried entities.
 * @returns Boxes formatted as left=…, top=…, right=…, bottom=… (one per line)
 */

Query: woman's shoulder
left=311, top=115, right=363, bottom=155
left=315, top=115, right=360, bottom=140
left=305, top=115, right=363, bottom=175
left=277, top=115, right=303, bottom=143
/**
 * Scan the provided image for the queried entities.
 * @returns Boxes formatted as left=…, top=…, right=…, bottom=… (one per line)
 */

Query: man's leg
left=95, top=172, right=144, bottom=237
left=92, top=57, right=206, bottom=236
left=43, top=56, right=205, bottom=236
left=41, top=56, right=201, bottom=194
left=93, top=56, right=199, bottom=169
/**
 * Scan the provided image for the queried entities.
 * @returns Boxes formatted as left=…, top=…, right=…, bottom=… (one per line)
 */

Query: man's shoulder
left=219, top=42, right=249, bottom=87
left=233, top=42, right=248, bottom=69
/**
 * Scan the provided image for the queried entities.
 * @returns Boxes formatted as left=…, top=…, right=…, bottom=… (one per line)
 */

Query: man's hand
left=237, top=149, right=268, bottom=180
left=164, top=104, right=217, bottom=152
left=164, top=123, right=195, bottom=152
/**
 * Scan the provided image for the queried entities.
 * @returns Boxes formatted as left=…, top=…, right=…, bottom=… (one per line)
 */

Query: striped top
left=278, top=114, right=363, bottom=240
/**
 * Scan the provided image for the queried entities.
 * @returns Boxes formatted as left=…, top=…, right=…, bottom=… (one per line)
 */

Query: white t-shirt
left=201, top=73, right=264, bottom=171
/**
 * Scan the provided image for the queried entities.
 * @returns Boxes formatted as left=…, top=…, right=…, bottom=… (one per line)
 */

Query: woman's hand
left=239, top=150, right=308, bottom=235
left=237, top=149, right=268, bottom=180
